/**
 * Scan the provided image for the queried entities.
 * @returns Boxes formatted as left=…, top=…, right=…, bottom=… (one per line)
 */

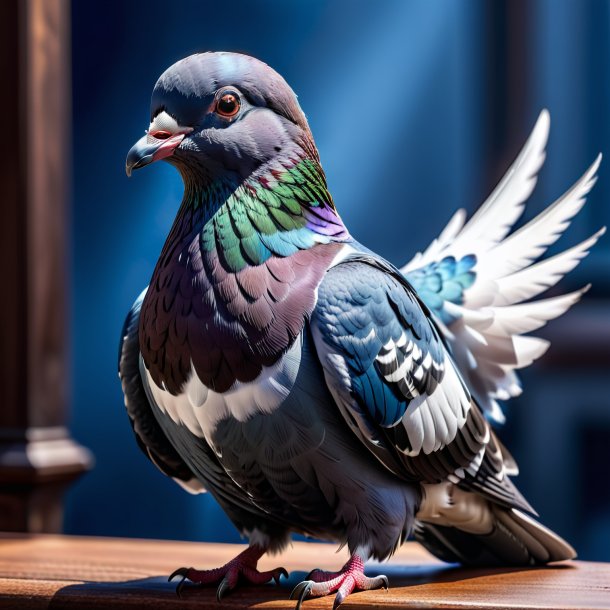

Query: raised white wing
left=402, top=110, right=605, bottom=423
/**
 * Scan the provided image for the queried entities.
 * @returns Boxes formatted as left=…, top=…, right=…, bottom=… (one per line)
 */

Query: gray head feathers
left=151, top=52, right=308, bottom=131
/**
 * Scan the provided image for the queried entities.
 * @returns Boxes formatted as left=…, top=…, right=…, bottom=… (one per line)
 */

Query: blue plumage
left=313, top=254, right=444, bottom=428
left=405, top=254, right=477, bottom=325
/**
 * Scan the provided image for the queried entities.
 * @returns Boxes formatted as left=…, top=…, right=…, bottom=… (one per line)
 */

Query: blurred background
left=2, top=0, right=609, bottom=562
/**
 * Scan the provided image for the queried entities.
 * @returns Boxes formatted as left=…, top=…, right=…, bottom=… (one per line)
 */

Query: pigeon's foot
left=290, top=553, right=388, bottom=609
left=168, top=545, right=288, bottom=600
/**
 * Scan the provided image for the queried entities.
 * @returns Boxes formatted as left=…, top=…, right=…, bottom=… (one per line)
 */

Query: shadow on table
left=47, top=562, right=575, bottom=609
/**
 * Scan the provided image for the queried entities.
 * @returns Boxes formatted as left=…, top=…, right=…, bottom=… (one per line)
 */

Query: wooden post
left=0, top=0, right=93, bottom=532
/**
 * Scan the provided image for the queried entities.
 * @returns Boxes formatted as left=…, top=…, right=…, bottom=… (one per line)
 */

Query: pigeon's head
left=126, top=52, right=313, bottom=185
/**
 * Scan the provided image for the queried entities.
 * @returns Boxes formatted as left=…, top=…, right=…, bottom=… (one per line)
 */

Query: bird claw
left=168, top=566, right=191, bottom=598
left=216, top=575, right=233, bottom=602
left=332, top=590, right=345, bottom=610
left=290, top=580, right=314, bottom=609
left=167, top=548, right=287, bottom=600
left=175, top=577, right=187, bottom=599
left=331, top=574, right=388, bottom=609
left=294, top=554, right=388, bottom=608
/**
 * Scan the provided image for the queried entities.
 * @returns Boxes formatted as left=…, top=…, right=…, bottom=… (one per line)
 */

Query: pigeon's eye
left=216, top=91, right=240, bottom=118
left=149, top=130, right=173, bottom=140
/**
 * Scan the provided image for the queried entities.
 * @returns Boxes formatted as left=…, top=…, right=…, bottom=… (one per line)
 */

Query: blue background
left=66, top=0, right=610, bottom=561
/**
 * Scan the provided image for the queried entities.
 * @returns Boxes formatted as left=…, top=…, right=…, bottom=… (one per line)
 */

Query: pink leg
left=291, top=553, right=388, bottom=609
left=168, top=545, right=288, bottom=600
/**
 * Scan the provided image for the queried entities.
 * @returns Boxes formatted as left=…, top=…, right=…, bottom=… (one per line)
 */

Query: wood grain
left=0, top=534, right=608, bottom=609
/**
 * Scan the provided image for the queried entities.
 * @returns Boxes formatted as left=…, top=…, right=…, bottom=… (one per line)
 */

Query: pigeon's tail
left=414, top=485, right=575, bottom=566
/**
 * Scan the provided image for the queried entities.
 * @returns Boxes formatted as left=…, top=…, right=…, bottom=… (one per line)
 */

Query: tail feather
left=496, top=508, right=576, bottom=563
left=415, top=505, right=575, bottom=567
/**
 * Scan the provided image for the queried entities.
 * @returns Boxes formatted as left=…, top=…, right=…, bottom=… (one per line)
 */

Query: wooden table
left=0, top=533, right=608, bottom=609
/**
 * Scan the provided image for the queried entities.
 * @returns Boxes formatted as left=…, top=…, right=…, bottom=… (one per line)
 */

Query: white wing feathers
left=404, top=109, right=551, bottom=273
left=402, top=110, right=604, bottom=423
left=475, top=156, right=600, bottom=282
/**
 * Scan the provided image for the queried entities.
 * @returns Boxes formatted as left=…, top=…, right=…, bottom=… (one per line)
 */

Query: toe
left=332, top=575, right=355, bottom=610
left=307, top=568, right=337, bottom=582
left=358, top=573, right=389, bottom=591
left=273, top=567, right=289, bottom=585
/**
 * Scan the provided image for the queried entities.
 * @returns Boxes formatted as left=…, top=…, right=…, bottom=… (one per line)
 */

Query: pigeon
left=120, top=52, right=603, bottom=608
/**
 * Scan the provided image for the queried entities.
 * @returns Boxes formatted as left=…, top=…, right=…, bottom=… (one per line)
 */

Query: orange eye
left=216, top=91, right=240, bottom=118
left=150, top=130, right=172, bottom=140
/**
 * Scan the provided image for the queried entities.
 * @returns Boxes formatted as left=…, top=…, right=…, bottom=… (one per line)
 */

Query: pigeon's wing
left=311, top=253, right=532, bottom=513
left=401, top=110, right=604, bottom=422
left=119, top=289, right=205, bottom=494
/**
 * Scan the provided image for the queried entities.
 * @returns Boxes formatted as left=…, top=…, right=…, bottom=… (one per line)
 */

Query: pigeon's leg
left=168, top=544, right=288, bottom=600
left=290, top=553, right=388, bottom=609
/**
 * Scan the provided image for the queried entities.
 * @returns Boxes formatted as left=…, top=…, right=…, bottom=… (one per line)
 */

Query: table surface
left=0, top=533, right=608, bottom=609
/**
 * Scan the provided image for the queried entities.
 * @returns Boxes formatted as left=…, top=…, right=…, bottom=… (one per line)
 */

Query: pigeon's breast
left=139, top=218, right=343, bottom=397
left=141, top=334, right=303, bottom=444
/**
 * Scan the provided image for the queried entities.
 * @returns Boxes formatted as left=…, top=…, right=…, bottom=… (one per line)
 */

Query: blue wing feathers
left=405, top=254, right=478, bottom=325
left=313, top=256, right=442, bottom=430
left=353, top=366, right=403, bottom=427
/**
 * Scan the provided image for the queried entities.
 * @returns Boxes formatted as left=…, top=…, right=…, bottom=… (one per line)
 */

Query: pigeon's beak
left=125, top=132, right=187, bottom=177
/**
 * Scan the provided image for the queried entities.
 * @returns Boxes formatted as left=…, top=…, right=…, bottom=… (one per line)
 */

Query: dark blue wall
left=66, top=0, right=610, bottom=559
